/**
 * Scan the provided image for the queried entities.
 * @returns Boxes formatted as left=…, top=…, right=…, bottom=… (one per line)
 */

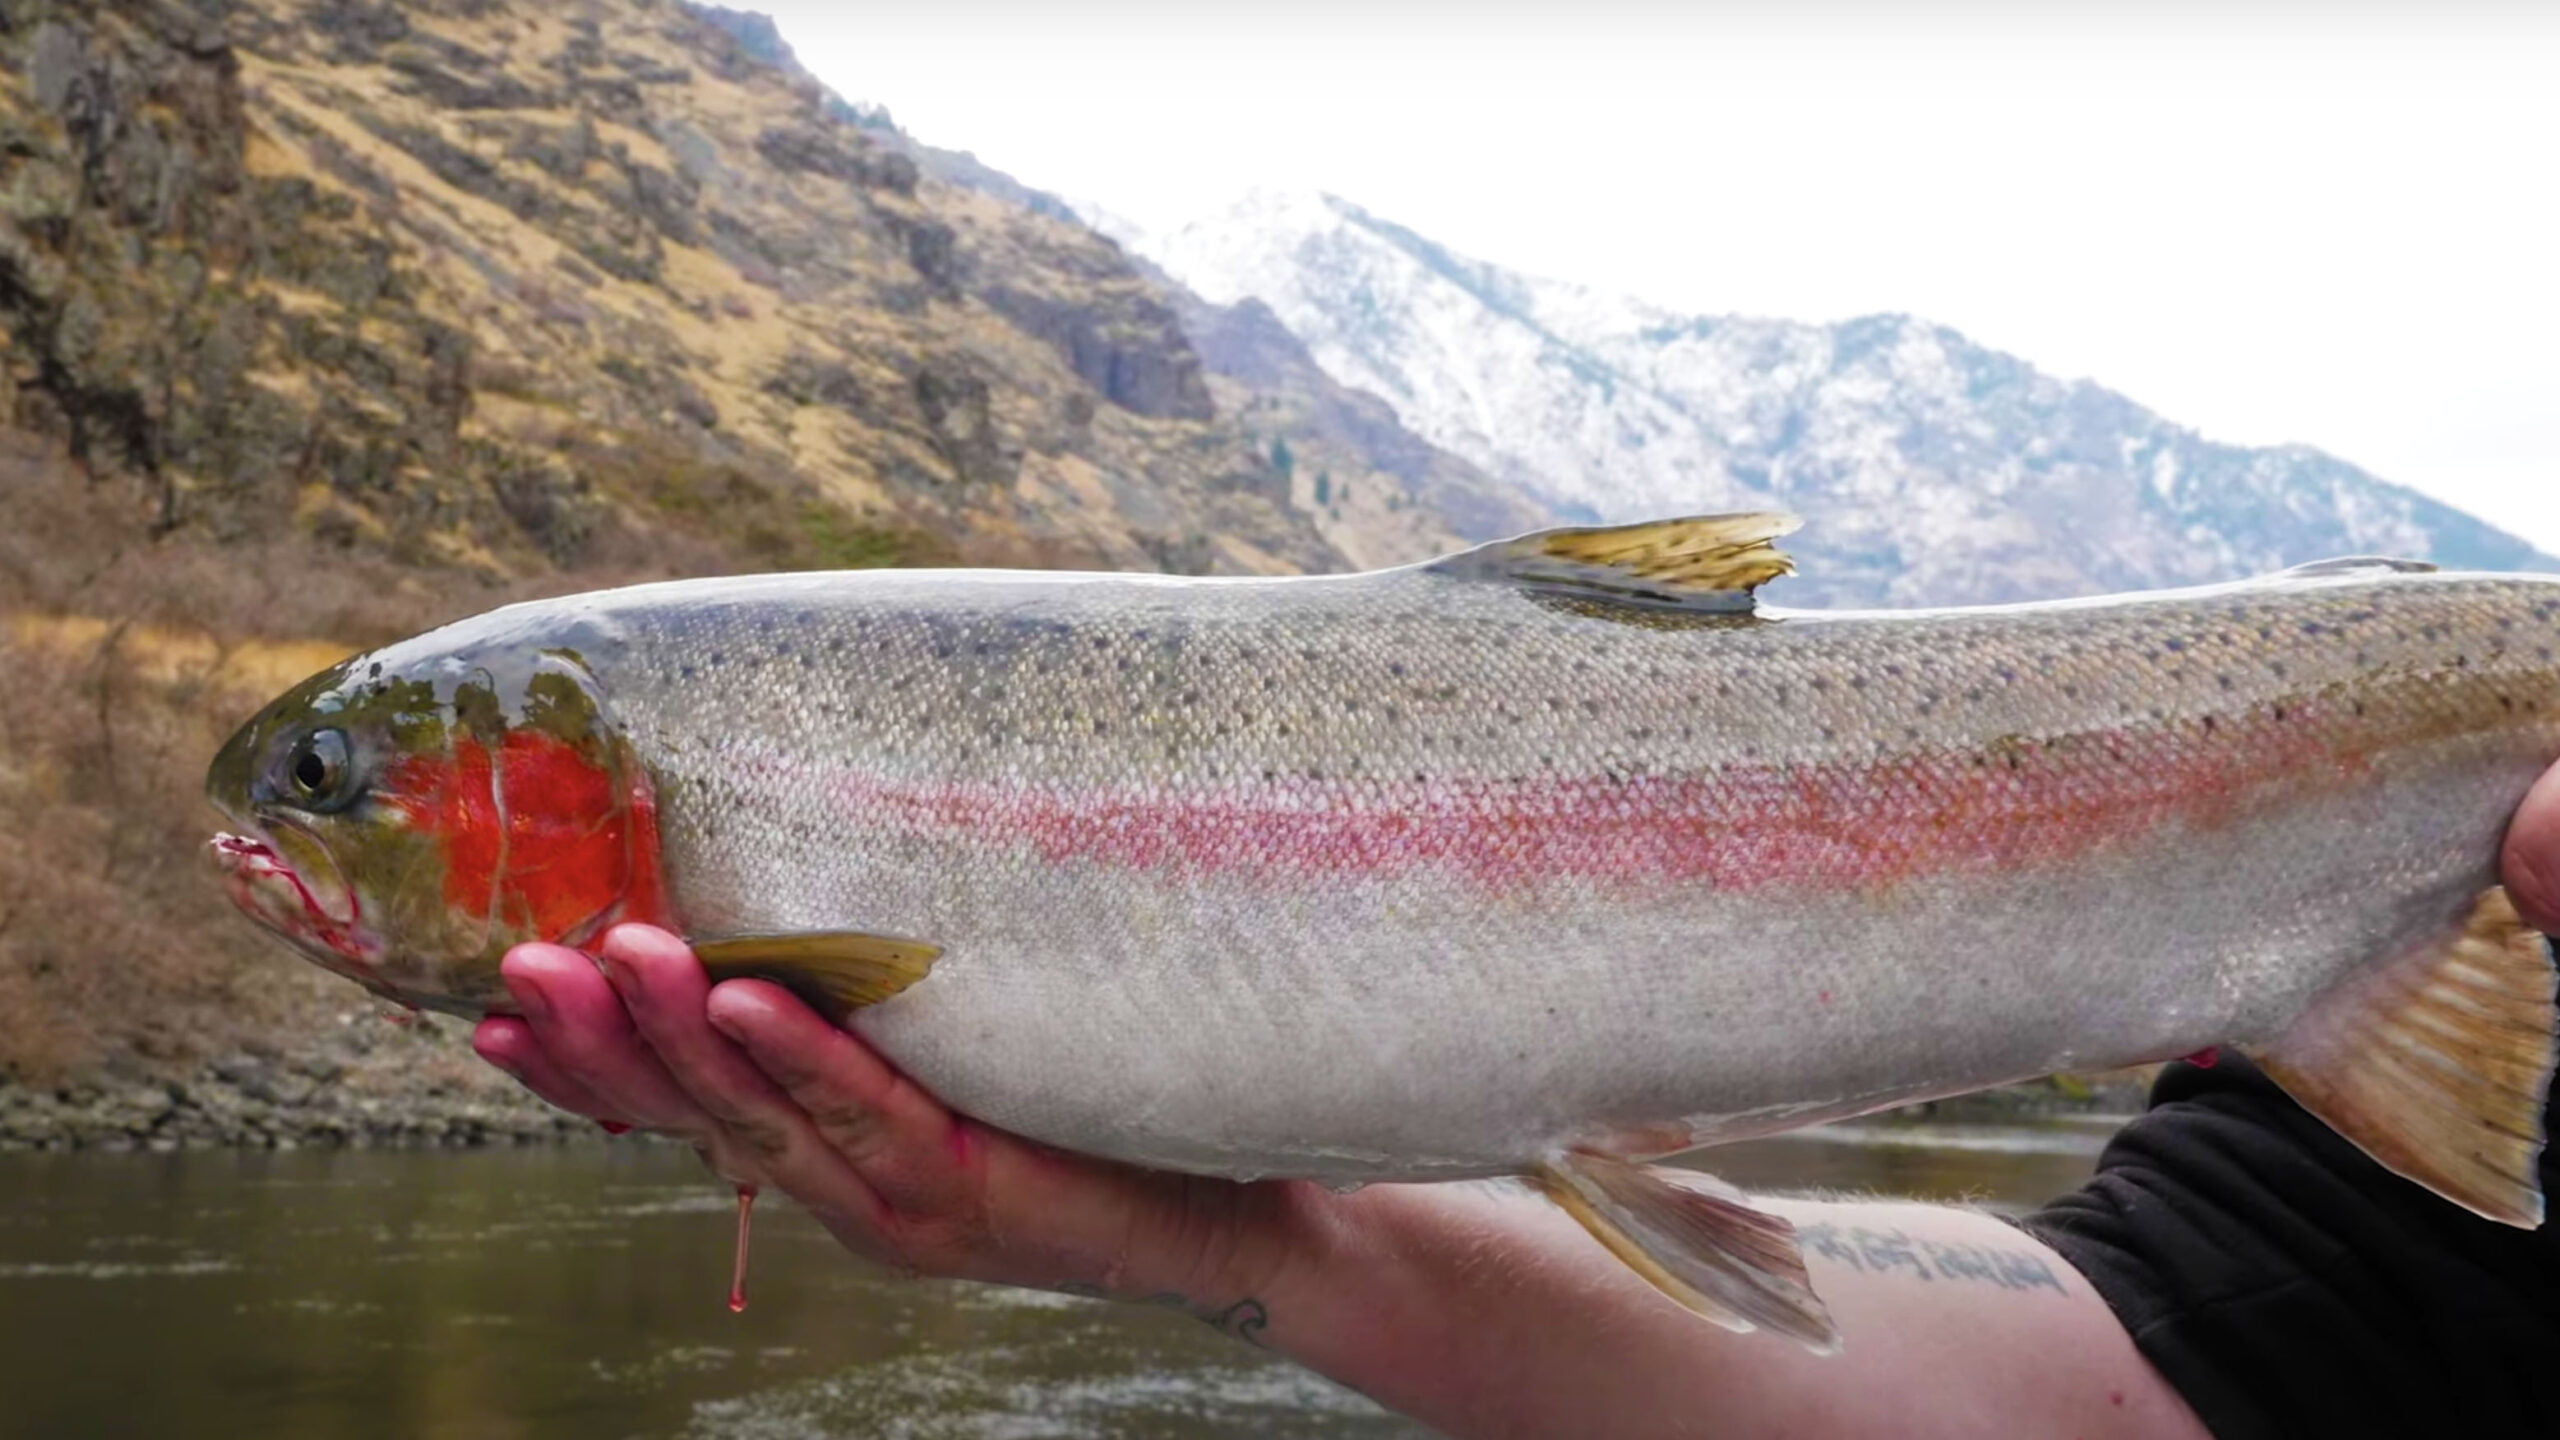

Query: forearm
left=1222, top=1181, right=2206, bottom=1440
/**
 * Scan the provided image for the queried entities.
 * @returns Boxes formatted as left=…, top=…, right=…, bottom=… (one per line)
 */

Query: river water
left=0, top=1118, right=2122, bottom=1439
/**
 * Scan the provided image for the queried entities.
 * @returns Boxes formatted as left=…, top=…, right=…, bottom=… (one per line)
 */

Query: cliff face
left=0, top=0, right=1337, bottom=581
left=1174, top=291, right=1551, bottom=572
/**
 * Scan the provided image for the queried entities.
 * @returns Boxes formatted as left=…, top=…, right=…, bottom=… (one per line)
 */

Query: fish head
left=205, top=639, right=665, bottom=1017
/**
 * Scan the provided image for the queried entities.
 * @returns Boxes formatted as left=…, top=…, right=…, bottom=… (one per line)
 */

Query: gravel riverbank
left=0, top=1012, right=589, bottom=1151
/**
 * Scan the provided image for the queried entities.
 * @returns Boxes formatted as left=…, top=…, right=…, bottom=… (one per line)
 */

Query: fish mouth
left=208, top=829, right=381, bottom=972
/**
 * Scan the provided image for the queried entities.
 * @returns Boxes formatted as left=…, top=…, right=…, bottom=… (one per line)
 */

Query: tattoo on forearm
left=1053, top=1284, right=1272, bottom=1345
left=1797, top=1222, right=2069, bottom=1295
left=1184, top=1296, right=1272, bottom=1345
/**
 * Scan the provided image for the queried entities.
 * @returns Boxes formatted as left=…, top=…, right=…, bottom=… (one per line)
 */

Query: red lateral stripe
left=831, top=705, right=2364, bottom=892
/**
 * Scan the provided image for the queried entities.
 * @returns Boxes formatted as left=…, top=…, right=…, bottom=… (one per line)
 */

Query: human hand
left=468, top=924, right=1333, bottom=1314
left=2507, top=762, right=2560, bottom=936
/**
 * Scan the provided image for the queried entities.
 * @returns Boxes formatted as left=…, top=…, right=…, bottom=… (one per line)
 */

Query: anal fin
left=2248, top=886, right=2556, bottom=1227
left=1534, top=1150, right=1841, bottom=1354
left=694, top=931, right=940, bottom=1023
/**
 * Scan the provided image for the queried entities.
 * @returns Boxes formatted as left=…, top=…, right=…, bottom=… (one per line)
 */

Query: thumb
left=2503, top=763, right=2560, bottom=937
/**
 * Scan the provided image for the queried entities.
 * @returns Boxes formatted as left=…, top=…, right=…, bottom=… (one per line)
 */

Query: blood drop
left=728, top=1185, right=758, bottom=1314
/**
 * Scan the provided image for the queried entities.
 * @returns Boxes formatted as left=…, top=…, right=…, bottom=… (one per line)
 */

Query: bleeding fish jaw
left=208, top=831, right=382, bottom=972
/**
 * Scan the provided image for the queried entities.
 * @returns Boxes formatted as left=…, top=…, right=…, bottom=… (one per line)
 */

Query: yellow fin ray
left=1534, top=1150, right=1841, bottom=1354
left=694, top=931, right=940, bottom=1023
left=2249, top=886, right=2555, bottom=1227
left=1429, top=512, right=1800, bottom=613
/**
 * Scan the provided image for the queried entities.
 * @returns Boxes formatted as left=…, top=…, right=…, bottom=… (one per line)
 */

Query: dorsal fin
left=2280, top=555, right=2439, bottom=580
left=1428, top=513, right=1800, bottom=613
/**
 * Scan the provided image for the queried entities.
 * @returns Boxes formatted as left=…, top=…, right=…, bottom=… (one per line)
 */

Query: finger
left=704, top=977, right=979, bottom=1217
left=2505, top=764, right=2560, bottom=935
left=501, top=942, right=716, bottom=1135
left=601, top=926, right=812, bottom=1157
left=471, top=1015, right=628, bottom=1126
left=599, top=926, right=892, bottom=1223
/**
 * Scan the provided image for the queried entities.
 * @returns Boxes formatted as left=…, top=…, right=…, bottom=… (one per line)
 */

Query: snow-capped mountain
left=1113, top=191, right=2555, bottom=607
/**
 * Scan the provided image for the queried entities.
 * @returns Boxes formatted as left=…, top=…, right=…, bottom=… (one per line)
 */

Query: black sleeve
left=2017, top=1055, right=2560, bottom=1440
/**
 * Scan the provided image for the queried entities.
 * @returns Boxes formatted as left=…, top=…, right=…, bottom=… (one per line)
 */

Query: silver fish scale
left=377, top=565, right=2560, bottom=1179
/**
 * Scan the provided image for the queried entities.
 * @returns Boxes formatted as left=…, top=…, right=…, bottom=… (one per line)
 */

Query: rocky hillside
left=1119, top=191, right=2558, bottom=607
left=0, top=0, right=1501, bottom=1138
left=0, top=0, right=1354, bottom=584
left=690, top=6, right=1532, bottom=571
left=1165, top=286, right=1548, bottom=572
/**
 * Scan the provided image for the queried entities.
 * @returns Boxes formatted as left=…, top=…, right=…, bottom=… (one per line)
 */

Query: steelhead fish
left=205, top=514, right=2560, bottom=1351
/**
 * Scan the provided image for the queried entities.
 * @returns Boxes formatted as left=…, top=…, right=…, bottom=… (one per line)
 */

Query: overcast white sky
left=761, top=2, right=2560, bottom=555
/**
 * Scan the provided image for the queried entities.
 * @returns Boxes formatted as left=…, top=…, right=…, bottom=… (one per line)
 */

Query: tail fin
left=2248, top=887, right=2555, bottom=1227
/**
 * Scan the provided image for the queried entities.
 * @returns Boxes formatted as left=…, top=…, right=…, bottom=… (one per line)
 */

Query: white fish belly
left=742, top=737, right=2531, bottom=1183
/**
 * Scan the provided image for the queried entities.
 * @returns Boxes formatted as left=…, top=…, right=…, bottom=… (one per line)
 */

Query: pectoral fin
left=2248, top=886, right=2556, bottom=1227
left=694, top=932, right=940, bottom=1022
left=1534, top=1150, right=1841, bottom=1354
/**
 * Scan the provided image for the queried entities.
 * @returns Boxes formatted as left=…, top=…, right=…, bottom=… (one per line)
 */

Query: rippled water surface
left=0, top=1119, right=2118, bottom=1438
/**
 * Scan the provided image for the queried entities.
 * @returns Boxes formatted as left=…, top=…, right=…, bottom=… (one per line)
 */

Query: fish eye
left=285, top=729, right=353, bottom=808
